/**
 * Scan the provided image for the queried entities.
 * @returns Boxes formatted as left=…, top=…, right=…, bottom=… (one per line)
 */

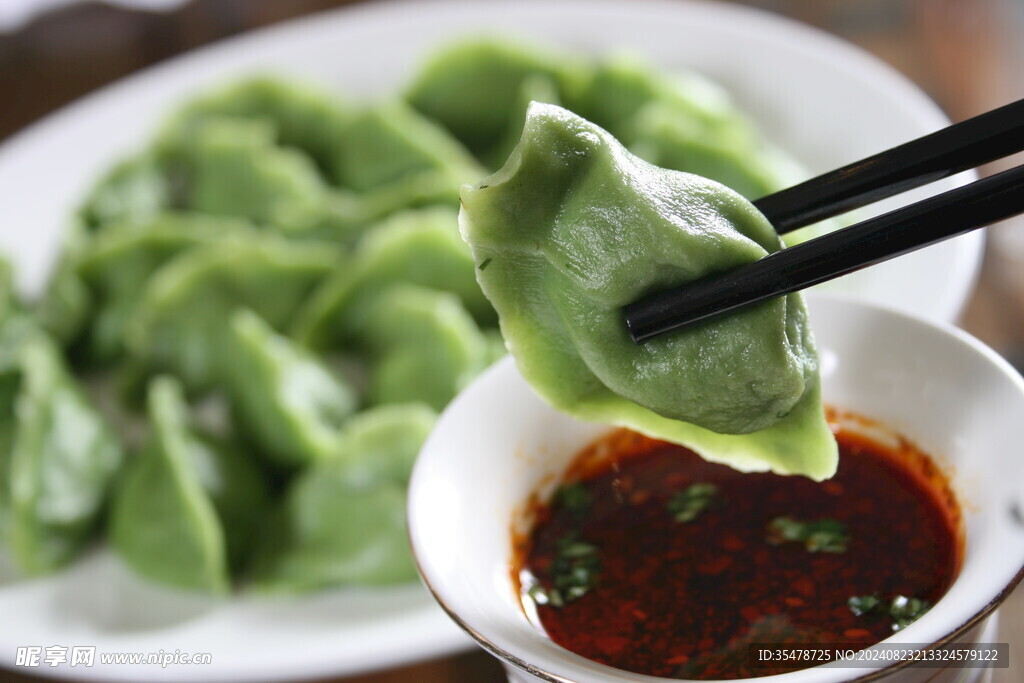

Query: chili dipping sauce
left=513, top=416, right=963, bottom=679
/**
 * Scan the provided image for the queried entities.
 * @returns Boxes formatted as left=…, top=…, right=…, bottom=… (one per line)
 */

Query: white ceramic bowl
left=409, top=293, right=1024, bottom=683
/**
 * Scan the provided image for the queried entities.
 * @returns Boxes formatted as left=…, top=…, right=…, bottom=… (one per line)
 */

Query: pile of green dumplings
left=0, top=38, right=808, bottom=593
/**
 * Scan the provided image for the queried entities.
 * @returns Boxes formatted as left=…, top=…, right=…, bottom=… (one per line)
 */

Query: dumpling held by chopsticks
left=459, top=103, right=837, bottom=480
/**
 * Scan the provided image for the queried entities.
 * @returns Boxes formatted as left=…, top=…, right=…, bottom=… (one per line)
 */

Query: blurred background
left=1, top=1, right=1022, bottom=682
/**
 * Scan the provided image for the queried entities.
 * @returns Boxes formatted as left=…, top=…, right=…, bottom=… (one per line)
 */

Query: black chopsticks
left=623, top=98, right=1024, bottom=344
left=755, top=97, right=1024, bottom=233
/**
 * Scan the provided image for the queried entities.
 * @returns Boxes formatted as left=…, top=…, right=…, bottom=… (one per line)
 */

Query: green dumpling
left=164, top=117, right=329, bottom=230
left=0, top=317, right=123, bottom=574
left=572, top=54, right=754, bottom=150
left=78, top=153, right=171, bottom=231
left=628, top=100, right=803, bottom=200
left=34, top=222, right=94, bottom=347
left=330, top=99, right=484, bottom=194
left=573, top=55, right=810, bottom=203
left=163, top=105, right=479, bottom=243
left=75, top=212, right=254, bottom=363
left=292, top=206, right=493, bottom=347
left=361, top=284, right=492, bottom=411
left=224, top=309, right=358, bottom=467
left=332, top=403, right=437, bottom=486
left=127, top=234, right=337, bottom=390
left=164, top=81, right=486, bottom=241
left=250, top=403, right=435, bottom=593
left=405, top=38, right=587, bottom=159
left=485, top=73, right=563, bottom=169
left=43, top=153, right=181, bottom=346
left=109, top=377, right=270, bottom=592
left=249, top=481, right=411, bottom=593
left=460, top=103, right=836, bottom=479
left=163, top=76, right=352, bottom=174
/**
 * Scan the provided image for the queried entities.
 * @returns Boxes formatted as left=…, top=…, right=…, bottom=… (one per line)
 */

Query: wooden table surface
left=1, top=1, right=1022, bottom=681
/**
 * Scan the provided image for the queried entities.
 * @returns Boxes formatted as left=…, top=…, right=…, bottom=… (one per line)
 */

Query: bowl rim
left=409, top=293, right=1024, bottom=683
left=413, top=552, right=1024, bottom=683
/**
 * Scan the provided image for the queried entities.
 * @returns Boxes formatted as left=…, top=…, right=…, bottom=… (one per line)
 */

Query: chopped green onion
left=554, top=482, right=591, bottom=517
left=848, top=593, right=931, bottom=631
left=666, top=483, right=719, bottom=523
left=889, top=595, right=931, bottom=631
left=527, top=582, right=563, bottom=607
left=541, top=531, right=601, bottom=607
left=847, top=594, right=881, bottom=616
left=767, top=516, right=849, bottom=553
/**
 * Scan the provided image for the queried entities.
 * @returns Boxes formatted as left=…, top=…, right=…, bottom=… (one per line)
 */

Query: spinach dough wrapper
left=224, top=309, right=358, bottom=467
left=163, top=76, right=353, bottom=175
left=127, top=234, right=337, bottom=391
left=361, top=284, right=493, bottom=411
left=460, top=103, right=836, bottom=480
left=405, top=39, right=586, bottom=161
left=0, top=318, right=123, bottom=574
left=251, top=403, right=435, bottom=592
left=292, top=206, right=494, bottom=347
left=75, top=213, right=254, bottom=364
left=109, top=377, right=269, bottom=592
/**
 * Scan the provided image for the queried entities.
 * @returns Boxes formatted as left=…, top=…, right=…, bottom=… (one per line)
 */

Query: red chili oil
left=513, top=417, right=963, bottom=680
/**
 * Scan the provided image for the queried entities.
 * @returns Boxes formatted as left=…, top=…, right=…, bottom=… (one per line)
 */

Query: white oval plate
left=0, top=1, right=984, bottom=681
